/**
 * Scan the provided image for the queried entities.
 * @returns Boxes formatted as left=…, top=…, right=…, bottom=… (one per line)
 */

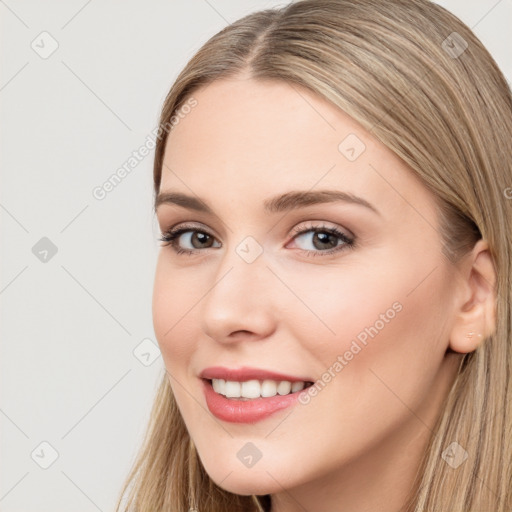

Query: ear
left=449, top=239, right=497, bottom=354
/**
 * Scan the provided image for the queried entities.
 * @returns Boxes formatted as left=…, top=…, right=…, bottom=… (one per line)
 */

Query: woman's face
left=153, top=77, right=463, bottom=499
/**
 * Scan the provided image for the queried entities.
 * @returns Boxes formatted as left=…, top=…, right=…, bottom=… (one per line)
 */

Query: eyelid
left=160, top=221, right=219, bottom=241
left=286, top=222, right=355, bottom=255
left=288, top=220, right=353, bottom=239
left=161, top=219, right=352, bottom=240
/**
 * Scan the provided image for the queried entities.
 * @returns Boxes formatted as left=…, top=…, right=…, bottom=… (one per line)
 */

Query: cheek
left=152, top=258, right=204, bottom=428
left=291, top=255, right=452, bottom=397
left=276, top=262, right=408, bottom=366
left=152, top=256, right=199, bottom=368
left=282, top=270, right=452, bottom=467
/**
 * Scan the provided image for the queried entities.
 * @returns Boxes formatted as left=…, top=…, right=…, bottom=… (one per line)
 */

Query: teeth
left=277, top=381, right=291, bottom=395
left=242, top=380, right=261, bottom=398
left=210, top=378, right=308, bottom=399
left=291, top=381, right=306, bottom=392
left=224, top=380, right=241, bottom=398
left=261, top=379, right=277, bottom=398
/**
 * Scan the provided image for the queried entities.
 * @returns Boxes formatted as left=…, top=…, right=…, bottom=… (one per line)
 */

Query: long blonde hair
left=115, top=1, right=512, bottom=510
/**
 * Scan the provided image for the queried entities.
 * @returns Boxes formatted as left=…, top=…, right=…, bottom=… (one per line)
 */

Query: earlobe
left=448, top=239, right=497, bottom=354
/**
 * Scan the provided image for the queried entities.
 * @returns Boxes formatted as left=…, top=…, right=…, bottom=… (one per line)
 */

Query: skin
left=152, top=76, right=496, bottom=512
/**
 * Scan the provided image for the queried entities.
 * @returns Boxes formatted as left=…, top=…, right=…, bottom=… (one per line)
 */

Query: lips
left=197, top=366, right=316, bottom=423
left=199, top=365, right=313, bottom=383
left=201, top=378, right=310, bottom=423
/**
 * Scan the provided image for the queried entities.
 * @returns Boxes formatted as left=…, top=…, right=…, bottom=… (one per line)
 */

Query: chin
left=204, top=465, right=285, bottom=496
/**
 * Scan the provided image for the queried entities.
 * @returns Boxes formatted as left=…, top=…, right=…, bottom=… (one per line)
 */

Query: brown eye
left=289, top=224, right=355, bottom=257
left=301, top=231, right=340, bottom=250
left=159, top=227, right=221, bottom=254
left=187, top=231, right=215, bottom=248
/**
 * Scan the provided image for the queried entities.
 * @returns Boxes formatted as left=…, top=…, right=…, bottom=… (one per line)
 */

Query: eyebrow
left=155, top=189, right=380, bottom=216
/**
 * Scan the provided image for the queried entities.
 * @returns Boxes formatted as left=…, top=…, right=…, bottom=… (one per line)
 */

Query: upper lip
left=199, top=366, right=313, bottom=383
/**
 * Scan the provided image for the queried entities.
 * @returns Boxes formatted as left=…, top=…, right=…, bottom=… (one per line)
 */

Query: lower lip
left=202, top=379, right=308, bottom=424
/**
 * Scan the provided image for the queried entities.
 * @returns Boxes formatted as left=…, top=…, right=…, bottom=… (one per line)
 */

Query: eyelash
left=158, top=222, right=355, bottom=258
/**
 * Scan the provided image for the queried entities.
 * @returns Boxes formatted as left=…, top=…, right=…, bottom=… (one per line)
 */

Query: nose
left=200, top=242, right=276, bottom=344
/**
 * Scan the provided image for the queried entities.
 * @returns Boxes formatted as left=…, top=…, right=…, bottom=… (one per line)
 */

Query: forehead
left=164, top=77, right=380, bottom=170
left=160, top=77, right=435, bottom=222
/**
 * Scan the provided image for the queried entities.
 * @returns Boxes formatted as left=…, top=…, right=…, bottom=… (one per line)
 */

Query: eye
left=158, top=221, right=355, bottom=257
left=287, top=223, right=355, bottom=257
left=158, top=223, right=220, bottom=256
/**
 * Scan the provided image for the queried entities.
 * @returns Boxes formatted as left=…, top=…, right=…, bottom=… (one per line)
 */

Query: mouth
left=203, top=378, right=315, bottom=401
left=201, top=377, right=315, bottom=423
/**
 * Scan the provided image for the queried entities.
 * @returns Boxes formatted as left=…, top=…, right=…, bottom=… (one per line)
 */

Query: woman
left=116, top=0, right=512, bottom=510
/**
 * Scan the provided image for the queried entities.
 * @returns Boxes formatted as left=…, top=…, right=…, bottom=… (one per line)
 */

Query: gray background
left=1, top=1, right=510, bottom=510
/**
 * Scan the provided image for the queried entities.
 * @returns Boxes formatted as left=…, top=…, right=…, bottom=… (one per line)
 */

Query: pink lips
left=199, top=365, right=312, bottom=383
left=199, top=366, right=314, bottom=424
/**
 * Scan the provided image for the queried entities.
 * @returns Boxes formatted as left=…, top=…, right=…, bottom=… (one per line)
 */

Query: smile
left=202, top=378, right=314, bottom=423
left=211, top=378, right=314, bottom=400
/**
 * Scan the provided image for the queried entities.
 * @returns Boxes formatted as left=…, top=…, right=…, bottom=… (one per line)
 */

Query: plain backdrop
left=1, top=1, right=510, bottom=510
